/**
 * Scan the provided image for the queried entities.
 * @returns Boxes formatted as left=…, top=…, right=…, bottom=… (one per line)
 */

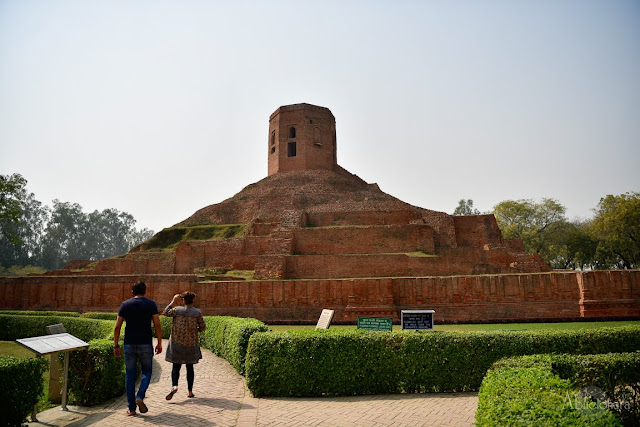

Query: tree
left=39, top=201, right=155, bottom=270
left=492, top=198, right=567, bottom=264
left=40, top=200, right=88, bottom=269
left=589, top=192, right=640, bottom=269
left=0, top=192, right=49, bottom=268
left=0, top=173, right=28, bottom=245
left=453, top=199, right=480, bottom=216
left=545, top=220, right=599, bottom=270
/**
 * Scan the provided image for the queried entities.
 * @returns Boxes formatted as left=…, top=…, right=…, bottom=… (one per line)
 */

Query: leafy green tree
left=453, top=199, right=480, bottom=216
left=492, top=198, right=567, bottom=264
left=40, top=200, right=88, bottom=269
left=589, top=192, right=640, bottom=269
left=545, top=220, right=599, bottom=270
left=0, top=173, right=28, bottom=245
left=0, top=192, right=49, bottom=268
left=84, top=208, right=153, bottom=261
left=39, top=201, right=155, bottom=270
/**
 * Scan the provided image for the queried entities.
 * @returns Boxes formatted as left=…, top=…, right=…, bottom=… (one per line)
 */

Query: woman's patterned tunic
left=163, top=304, right=206, bottom=364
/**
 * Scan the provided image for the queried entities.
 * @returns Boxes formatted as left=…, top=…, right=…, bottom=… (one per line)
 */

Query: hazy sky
left=1, top=0, right=639, bottom=233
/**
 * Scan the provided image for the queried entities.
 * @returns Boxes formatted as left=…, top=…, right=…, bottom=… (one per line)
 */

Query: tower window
left=287, top=142, right=297, bottom=157
left=289, top=127, right=296, bottom=138
left=270, top=131, right=275, bottom=154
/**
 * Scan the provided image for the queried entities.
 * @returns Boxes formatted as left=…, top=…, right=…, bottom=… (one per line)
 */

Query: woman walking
left=163, top=291, right=206, bottom=399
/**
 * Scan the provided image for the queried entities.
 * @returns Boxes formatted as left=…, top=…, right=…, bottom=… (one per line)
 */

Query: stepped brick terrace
left=1, top=103, right=638, bottom=323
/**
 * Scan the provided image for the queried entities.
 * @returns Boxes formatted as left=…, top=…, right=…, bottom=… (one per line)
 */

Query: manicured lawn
left=0, top=341, right=53, bottom=411
left=266, top=320, right=639, bottom=332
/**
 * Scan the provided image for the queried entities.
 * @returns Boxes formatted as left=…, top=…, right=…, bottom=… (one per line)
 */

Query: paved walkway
left=33, top=342, right=478, bottom=426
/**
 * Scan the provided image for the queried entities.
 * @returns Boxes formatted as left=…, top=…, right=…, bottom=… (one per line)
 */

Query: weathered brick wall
left=578, top=270, right=640, bottom=318
left=453, top=215, right=503, bottom=247
left=305, top=210, right=423, bottom=227
left=293, top=225, right=435, bottom=255
left=2, top=271, right=637, bottom=323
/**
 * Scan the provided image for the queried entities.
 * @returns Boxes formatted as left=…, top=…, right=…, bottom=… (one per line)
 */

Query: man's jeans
left=124, top=344, right=153, bottom=412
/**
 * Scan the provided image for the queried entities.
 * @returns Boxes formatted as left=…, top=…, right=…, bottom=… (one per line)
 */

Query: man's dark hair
left=132, top=281, right=147, bottom=296
left=182, top=291, right=196, bottom=305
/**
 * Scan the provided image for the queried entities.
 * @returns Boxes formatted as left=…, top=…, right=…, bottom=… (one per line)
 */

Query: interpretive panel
left=357, top=317, right=393, bottom=331
left=316, top=309, right=335, bottom=329
left=17, top=333, right=89, bottom=356
left=401, top=310, right=435, bottom=330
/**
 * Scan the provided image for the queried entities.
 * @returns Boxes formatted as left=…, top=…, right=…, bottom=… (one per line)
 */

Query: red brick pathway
left=33, top=342, right=477, bottom=426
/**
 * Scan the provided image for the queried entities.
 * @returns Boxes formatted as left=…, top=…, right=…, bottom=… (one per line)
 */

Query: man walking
left=113, top=281, right=163, bottom=416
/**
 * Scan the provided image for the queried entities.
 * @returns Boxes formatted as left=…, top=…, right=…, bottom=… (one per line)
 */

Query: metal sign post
left=16, top=333, right=89, bottom=421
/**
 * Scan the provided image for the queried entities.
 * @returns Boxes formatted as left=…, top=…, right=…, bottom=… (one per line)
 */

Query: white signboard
left=17, top=333, right=89, bottom=356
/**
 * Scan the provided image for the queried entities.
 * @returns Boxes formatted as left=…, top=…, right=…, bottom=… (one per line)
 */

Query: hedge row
left=201, top=316, right=268, bottom=374
left=0, top=310, right=81, bottom=317
left=0, top=315, right=115, bottom=342
left=1, top=311, right=268, bottom=407
left=476, top=353, right=640, bottom=426
left=64, top=339, right=126, bottom=406
left=245, top=327, right=640, bottom=397
left=0, top=356, right=48, bottom=427
left=82, top=312, right=172, bottom=339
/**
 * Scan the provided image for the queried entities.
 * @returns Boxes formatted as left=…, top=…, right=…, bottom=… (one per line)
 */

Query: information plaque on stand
left=401, top=310, right=435, bottom=330
left=17, top=333, right=89, bottom=421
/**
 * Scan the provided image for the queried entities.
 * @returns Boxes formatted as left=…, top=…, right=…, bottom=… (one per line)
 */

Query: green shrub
left=476, top=353, right=640, bottom=426
left=83, top=312, right=171, bottom=339
left=552, top=353, right=640, bottom=426
left=80, top=312, right=118, bottom=320
left=201, top=316, right=267, bottom=374
left=246, top=329, right=401, bottom=397
left=0, top=315, right=115, bottom=342
left=63, top=339, right=125, bottom=406
left=0, top=310, right=81, bottom=317
left=245, top=326, right=640, bottom=397
left=0, top=356, right=48, bottom=427
left=157, top=315, right=172, bottom=339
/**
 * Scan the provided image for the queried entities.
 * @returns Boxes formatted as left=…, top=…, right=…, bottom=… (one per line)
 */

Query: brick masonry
left=1, top=270, right=638, bottom=323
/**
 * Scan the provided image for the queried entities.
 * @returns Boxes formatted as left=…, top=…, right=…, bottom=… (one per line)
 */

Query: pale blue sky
left=1, top=0, right=638, bottom=232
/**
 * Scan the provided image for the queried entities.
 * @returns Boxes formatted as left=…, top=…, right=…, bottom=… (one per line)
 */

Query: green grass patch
left=0, top=265, right=47, bottom=276
left=140, top=224, right=247, bottom=250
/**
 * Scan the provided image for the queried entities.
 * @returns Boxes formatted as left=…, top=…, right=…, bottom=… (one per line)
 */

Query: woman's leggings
left=172, top=363, right=194, bottom=391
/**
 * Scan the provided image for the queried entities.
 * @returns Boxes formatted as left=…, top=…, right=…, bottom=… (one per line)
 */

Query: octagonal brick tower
left=268, top=103, right=337, bottom=176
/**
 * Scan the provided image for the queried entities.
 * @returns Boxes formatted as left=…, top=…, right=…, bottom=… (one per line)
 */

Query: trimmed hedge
left=64, top=339, right=125, bottom=406
left=201, top=316, right=268, bottom=374
left=0, top=310, right=81, bottom=317
left=554, top=353, right=640, bottom=425
left=245, top=327, right=640, bottom=397
left=0, top=315, right=115, bottom=342
left=476, top=353, right=640, bottom=426
left=83, top=311, right=172, bottom=339
left=0, top=356, right=48, bottom=427
left=80, top=312, right=118, bottom=320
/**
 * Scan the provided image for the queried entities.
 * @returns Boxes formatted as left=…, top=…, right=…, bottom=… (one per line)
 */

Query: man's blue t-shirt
left=117, top=296, right=159, bottom=345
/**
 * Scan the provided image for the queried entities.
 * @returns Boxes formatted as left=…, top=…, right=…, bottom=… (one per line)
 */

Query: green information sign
left=357, top=317, right=393, bottom=331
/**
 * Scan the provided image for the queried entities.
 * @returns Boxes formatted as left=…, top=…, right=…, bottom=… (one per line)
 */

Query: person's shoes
left=127, top=410, right=137, bottom=416
left=187, top=392, right=195, bottom=398
left=136, top=398, right=148, bottom=413
left=166, top=387, right=178, bottom=401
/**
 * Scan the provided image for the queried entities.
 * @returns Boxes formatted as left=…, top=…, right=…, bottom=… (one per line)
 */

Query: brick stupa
left=82, top=103, right=551, bottom=280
